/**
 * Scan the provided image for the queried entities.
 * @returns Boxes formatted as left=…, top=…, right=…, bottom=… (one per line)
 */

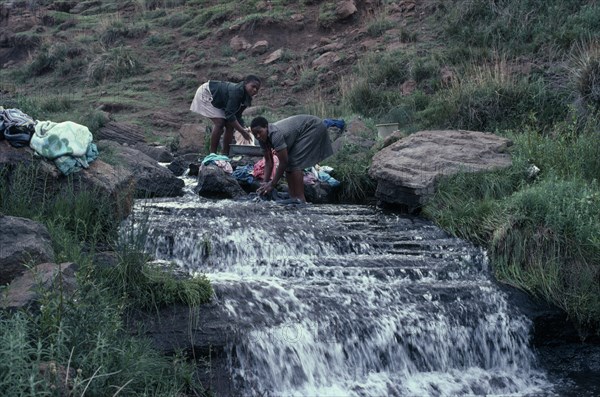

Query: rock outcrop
left=369, top=130, right=512, bottom=211
left=0, top=216, right=55, bottom=285
left=1, top=262, right=77, bottom=309
left=97, top=140, right=184, bottom=198
left=194, top=164, right=247, bottom=199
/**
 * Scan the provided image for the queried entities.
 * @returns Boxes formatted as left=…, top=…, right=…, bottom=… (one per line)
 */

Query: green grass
left=424, top=120, right=600, bottom=331
left=440, top=0, right=600, bottom=56
left=326, top=143, right=377, bottom=203
left=87, top=47, right=145, bottom=84
left=0, top=163, right=213, bottom=395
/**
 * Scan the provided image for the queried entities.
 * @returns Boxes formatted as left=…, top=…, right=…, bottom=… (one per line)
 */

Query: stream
left=127, top=191, right=568, bottom=397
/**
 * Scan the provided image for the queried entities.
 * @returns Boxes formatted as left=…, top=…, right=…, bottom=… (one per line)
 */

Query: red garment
left=253, top=152, right=279, bottom=181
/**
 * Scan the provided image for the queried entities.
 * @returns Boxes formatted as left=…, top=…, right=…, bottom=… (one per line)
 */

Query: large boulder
left=1, top=262, right=77, bottom=309
left=132, top=142, right=174, bottom=163
left=97, top=140, right=184, bottom=198
left=0, top=216, right=55, bottom=285
left=194, top=164, right=246, bottom=199
left=369, top=130, right=512, bottom=211
left=0, top=140, right=136, bottom=219
left=176, top=123, right=206, bottom=155
left=76, top=159, right=136, bottom=218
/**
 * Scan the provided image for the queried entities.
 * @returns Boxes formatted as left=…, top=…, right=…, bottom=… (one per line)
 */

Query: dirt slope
left=0, top=0, right=440, bottom=138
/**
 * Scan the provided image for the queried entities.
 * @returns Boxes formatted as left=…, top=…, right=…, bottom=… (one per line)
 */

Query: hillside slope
left=0, top=0, right=437, bottom=138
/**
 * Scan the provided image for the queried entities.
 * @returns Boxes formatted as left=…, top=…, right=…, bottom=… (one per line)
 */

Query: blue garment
left=323, top=118, right=345, bottom=130
left=232, top=164, right=254, bottom=184
left=318, top=171, right=340, bottom=187
left=54, top=143, right=99, bottom=175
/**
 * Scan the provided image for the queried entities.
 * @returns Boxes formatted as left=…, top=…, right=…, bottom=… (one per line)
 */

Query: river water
left=129, top=191, right=565, bottom=397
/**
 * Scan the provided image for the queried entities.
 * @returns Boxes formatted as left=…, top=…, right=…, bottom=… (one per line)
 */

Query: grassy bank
left=336, top=0, right=600, bottom=332
left=0, top=164, right=213, bottom=395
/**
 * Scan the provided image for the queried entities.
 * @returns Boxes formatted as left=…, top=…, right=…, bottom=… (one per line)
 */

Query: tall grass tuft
left=424, top=115, right=600, bottom=331
left=104, top=212, right=213, bottom=309
left=570, top=41, right=600, bottom=115
left=417, top=57, right=566, bottom=132
left=326, top=143, right=377, bottom=203
left=87, top=47, right=144, bottom=84
left=0, top=163, right=211, bottom=395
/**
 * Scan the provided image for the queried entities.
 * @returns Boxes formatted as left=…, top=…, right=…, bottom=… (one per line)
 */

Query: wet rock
left=304, top=181, right=339, bottom=204
left=194, top=164, right=246, bottom=199
left=132, top=142, right=174, bottom=163
left=168, top=153, right=199, bottom=176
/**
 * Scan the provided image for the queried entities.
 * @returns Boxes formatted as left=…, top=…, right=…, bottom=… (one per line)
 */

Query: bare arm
left=263, top=149, right=274, bottom=182
left=270, top=148, right=288, bottom=187
left=226, top=119, right=251, bottom=140
left=258, top=148, right=288, bottom=195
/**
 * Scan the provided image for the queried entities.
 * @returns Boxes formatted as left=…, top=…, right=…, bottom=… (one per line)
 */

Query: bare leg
left=209, top=118, right=225, bottom=154
left=286, top=170, right=306, bottom=202
left=222, top=124, right=235, bottom=156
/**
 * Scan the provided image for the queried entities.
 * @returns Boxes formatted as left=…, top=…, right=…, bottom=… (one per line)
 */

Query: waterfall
left=134, top=196, right=554, bottom=397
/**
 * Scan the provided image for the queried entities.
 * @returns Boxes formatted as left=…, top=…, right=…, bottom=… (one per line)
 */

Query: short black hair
left=250, top=116, right=268, bottom=129
left=244, top=75, right=262, bottom=85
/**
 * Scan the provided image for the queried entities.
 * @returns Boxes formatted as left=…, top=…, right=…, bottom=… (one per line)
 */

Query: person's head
left=243, top=75, right=261, bottom=97
left=250, top=116, right=269, bottom=142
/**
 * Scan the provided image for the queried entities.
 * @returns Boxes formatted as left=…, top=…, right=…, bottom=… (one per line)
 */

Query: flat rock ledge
left=369, top=130, right=513, bottom=211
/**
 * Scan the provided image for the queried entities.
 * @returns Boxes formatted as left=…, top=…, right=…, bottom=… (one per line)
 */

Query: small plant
left=571, top=41, right=600, bottom=113
left=367, top=17, right=394, bottom=38
left=317, top=2, right=337, bottom=29
left=326, top=143, right=377, bottom=203
left=77, top=109, right=110, bottom=134
left=98, top=19, right=148, bottom=47
left=398, top=28, right=417, bottom=43
left=87, top=47, right=144, bottom=84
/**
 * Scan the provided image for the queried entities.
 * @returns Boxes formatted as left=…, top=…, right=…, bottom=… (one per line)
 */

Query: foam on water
left=131, top=197, right=556, bottom=397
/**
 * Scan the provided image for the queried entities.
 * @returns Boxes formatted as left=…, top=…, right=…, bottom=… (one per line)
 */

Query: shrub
left=416, top=60, right=566, bottom=132
left=570, top=42, right=600, bottom=113
left=317, top=2, right=337, bottom=29
left=0, top=164, right=211, bottom=394
left=326, top=143, right=377, bottom=203
left=492, top=178, right=600, bottom=329
left=424, top=115, right=600, bottom=331
left=442, top=0, right=600, bottom=57
left=99, top=20, right=148, bottom=47
left=367, top=17, right=394, bottom=38
left=87, top=47, right=144, bottom=84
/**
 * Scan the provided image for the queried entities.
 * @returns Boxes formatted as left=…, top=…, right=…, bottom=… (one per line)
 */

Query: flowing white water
left=133, top=196, right=555, bottom=397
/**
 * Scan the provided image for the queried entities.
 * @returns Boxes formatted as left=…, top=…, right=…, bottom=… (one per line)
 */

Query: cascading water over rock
left=132, top=196, right=555, bottom=397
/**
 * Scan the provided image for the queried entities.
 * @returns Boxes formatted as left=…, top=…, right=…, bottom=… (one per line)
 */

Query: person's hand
left=257, top=181, right=273, bottom=196
left=241, top=127, right=252, bottom=142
